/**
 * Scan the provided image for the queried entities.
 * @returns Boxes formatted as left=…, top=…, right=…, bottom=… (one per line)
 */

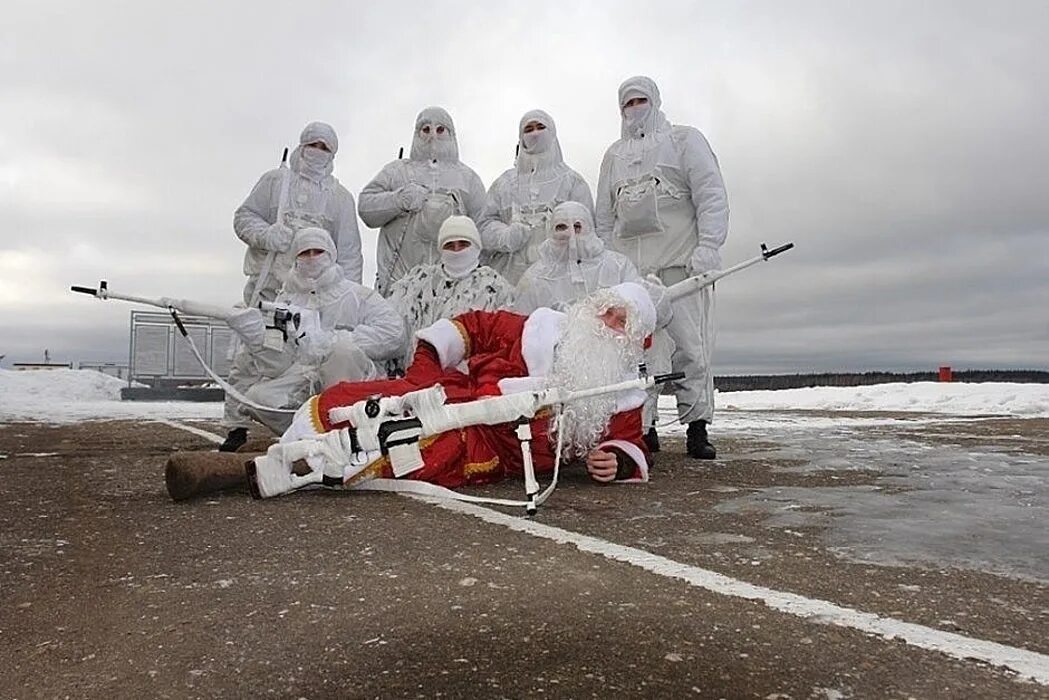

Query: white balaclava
left=618, top=76, right=670, bottom=140
left=291, top=122, right=338, bottom=182
left=410, top=106, right=459, bottom=162
left=437, top=215, right=482, bottom=279
left=285, top=227, right=342, bottom=291
left=548, top=201, right=605, bottom=279
left=516, top=109, right=563, bottom=175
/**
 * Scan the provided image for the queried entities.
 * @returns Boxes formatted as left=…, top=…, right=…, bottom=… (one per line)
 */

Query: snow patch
left=0, top=368, right=221, bottom=423
left=2, top=369, right=1048, bottom=426
left=717, top=382, right=1049, bottom=417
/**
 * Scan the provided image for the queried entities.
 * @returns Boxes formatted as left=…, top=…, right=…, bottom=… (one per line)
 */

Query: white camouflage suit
left=479, top=110, right=594, bottom=285
left=224, top=228, right=404, bottom=434
left=515, top=201, right=640, bottom=314
left=233, top=121, right=364, bottom=305
left=595, top=76, right=729, bottom=427
left=359, top=107, right=487, bottom=296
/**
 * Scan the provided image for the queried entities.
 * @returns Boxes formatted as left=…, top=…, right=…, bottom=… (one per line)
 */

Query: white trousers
left=642, top=270, right=716, bottom=429
left=222, top=338, right=381, bottom=434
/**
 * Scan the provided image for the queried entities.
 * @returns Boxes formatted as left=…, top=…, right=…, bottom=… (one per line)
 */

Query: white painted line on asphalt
left=157, top=419, right=1049, bottom=685
left=155, top=418, right=224, bottom=444
left=420, top=496, right=1049, bottom=686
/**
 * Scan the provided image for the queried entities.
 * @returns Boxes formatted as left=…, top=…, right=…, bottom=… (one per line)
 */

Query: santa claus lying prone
left=187, top=282, right=662, bottom=501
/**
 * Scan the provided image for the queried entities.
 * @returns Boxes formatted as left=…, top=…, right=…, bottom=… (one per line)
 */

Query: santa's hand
left=586, top=449, right=619, bottom=483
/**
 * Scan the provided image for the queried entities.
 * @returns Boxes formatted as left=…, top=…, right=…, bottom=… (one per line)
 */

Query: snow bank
left=718, top=382, right=1049, bottom=417
left=2, top=370, right=1048, bottom=425
left=1, top=368, right=128, bottom=402
left=0, top=369, right=222, bottom=423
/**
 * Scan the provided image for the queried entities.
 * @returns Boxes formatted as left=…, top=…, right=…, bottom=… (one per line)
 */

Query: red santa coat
left=307, top=309, right=650, bottom=488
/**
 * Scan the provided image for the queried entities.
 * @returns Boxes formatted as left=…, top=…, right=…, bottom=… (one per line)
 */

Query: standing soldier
left=480, top=109, right=593, bottom=285
left=595, top=76, right=729, bottom=459
left=359, top=107, right=486, bottom=296
left=234, top=121, right=363, bottom=304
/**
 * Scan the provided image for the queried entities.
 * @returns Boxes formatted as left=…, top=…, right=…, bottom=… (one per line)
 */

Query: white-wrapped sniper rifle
left=246, top=369, right=686, bottom=514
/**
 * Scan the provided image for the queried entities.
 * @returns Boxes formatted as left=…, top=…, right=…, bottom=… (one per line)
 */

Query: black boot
left=218, top=427, right=248, bottom=453
left=643, top=427, right=661, bottom=453
left=686, top=420, right=716, bottom=460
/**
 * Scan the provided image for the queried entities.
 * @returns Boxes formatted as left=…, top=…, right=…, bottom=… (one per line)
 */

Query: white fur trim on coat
left=414, top=318, right=467, bottom=369
left=598, top=439, right=649, bottom=483
left=519, top=308, right=565, bottom=379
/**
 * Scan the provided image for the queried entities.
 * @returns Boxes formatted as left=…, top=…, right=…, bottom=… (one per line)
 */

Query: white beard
left=545, top=298, right=642, bottom=457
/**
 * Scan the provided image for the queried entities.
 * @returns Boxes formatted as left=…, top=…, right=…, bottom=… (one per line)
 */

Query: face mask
left=415, top=126, right=456, bottom=161
left=622, top=103, right=651, bottom=133
left=418, top=123, right=452, bottom=141
left=551, top=219, right=583, bottom=242
left=521, top=129, right=553, bottom=154
left=296, top=254, right=330, bottom=280
left=550, top=223, right=573, bottom=242
left=301, top=146, right=333, bottom=171
left=441, top=245, right=480, bottom=279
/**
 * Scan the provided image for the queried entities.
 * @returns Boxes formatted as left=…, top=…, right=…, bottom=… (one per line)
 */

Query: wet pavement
left=709, top=411, right=1049, bottom=584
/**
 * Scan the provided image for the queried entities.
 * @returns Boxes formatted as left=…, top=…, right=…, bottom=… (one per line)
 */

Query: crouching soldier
left=219, top=228, right=404, bottom=450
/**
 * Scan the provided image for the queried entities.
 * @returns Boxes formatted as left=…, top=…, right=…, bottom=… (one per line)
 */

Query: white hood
left=410, top=106, right=459, bottom=162
left=618, top=76, right=671, bottom=140
left=516, top=109, right=564, bottom=176
left=289, top=121, right=338, bottom=182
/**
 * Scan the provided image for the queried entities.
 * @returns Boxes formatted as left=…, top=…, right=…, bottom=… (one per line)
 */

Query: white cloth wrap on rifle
left=277, top=431, right=349, bottom=475
left=664, top=269, right=719, bottom=302
left=158, top=297, right=237, bottom=320
left=252, top=439, right=325, bottom=498
left=327, top=385, right=449, bottom=452
left=415, top=392, right=539, bottom=434
left=327, top=385, right=540, bottom=453
left=255, top=426, right=376, bottom=495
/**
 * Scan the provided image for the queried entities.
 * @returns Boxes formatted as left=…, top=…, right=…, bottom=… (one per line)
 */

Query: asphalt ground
left=1, top=414, right=1047, bottom=699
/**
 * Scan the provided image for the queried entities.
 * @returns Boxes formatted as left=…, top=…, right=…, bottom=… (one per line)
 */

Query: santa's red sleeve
left=413, top=310, right=527, bottom=370
left=596, top=408, right=651, bottom=483
left=403, top=341, right=445, bottom=386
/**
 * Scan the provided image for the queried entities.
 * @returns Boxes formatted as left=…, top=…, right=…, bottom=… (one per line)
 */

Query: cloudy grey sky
left=2, top=0, right=1046, bottom=374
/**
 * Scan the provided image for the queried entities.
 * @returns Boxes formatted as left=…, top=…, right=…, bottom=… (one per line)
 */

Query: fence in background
left=122, top=310, right=233, bottom=400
